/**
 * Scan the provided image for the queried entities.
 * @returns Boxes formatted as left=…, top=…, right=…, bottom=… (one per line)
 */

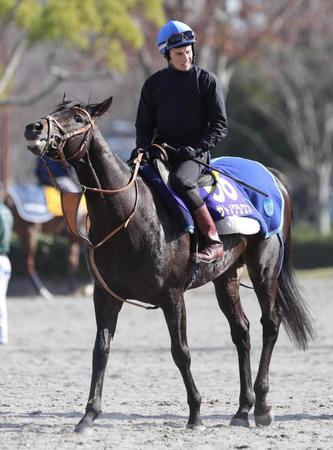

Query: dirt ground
left=1, top=273, right=332, bottom=449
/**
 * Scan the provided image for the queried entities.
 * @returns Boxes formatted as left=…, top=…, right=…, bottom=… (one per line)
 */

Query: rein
left=42, top=109, right=157, bottom=309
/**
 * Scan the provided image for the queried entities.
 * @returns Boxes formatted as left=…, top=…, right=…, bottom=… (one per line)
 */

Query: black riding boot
left=192, top=204, right=224, bottom=263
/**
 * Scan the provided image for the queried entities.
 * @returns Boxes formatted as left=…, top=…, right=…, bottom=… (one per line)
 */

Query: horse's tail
left=276, top=189, right=315, bottom=350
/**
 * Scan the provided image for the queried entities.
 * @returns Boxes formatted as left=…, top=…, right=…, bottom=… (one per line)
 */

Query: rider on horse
left=131, top=20, right=228, bottom=263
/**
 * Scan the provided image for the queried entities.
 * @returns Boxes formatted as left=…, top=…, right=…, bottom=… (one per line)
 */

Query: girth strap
left=88, top=247, right=159, bottom=309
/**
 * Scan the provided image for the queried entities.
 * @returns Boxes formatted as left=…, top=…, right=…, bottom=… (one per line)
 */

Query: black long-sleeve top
left=135, top=65, right=228, bottom=153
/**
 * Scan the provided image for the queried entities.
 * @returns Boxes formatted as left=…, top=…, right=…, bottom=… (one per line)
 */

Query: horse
left=24, top=96, right=315, bottom=432
left=6, top=186, right=83, bottom=299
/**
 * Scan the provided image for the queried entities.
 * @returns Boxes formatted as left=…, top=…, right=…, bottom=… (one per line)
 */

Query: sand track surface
left=1, top=275, right=332, bottom=449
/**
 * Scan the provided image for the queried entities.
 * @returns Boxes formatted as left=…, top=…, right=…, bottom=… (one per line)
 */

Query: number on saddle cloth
left=206, top=157, right=284, bottom=238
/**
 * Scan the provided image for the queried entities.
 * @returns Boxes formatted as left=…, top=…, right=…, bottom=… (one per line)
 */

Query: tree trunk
left=315, top=162, right=332, bottom=235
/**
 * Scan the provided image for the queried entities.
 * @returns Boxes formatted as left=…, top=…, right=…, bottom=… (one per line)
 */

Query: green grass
left=297, top=266, right=333, bottom=278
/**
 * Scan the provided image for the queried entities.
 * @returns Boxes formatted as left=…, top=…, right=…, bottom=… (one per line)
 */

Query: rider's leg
left=191, top=204, right=224, bottom=262
left=170, top=160, right=224, bottom=263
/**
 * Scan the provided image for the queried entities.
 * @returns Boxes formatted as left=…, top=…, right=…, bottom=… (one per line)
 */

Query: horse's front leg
left=161, top=290, right=204, bottom=429
left=214, top=267, right=255, bottom=428
left=75, top=285, right=123, bottom=433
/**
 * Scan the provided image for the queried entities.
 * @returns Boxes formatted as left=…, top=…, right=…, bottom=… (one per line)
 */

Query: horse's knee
left=230, top=321, right=251, bottom=351
left=171, top=344, right=191, bottom=369
left=94, top=330, right=112, bottom=356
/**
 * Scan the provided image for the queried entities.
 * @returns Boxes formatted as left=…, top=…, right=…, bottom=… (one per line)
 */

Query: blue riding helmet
left=157, top=20, right=196, bottom=56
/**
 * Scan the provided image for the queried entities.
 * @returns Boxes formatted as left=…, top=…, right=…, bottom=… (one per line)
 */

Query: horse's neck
left=74, top=127, right=131, bottom=190
left=73, top=128, right=184, bottom=255
left=89, top=127, right=131, bottom=189
left=73, top=127, right=138, bottom=237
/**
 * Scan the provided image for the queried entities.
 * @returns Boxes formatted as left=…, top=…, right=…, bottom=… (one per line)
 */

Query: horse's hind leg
left=161, top=290, right=204, bottom=429
left=24, top=223, right=53, bottom=299
left=214, top=265, right=255, bottom=427
left=246, top=237, right=282, bottom=427
left=75, top=285, right=123, bottom=433
left=67, top=239, right=80, bottom=292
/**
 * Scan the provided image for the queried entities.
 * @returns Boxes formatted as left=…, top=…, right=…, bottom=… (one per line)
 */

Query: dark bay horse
left=24, top=97, right=314, bottom=432
left=6, top=189, right=82, bottom=299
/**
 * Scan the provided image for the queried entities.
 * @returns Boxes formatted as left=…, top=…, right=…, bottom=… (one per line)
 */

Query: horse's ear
left=88, top=97, right=113, bottom=118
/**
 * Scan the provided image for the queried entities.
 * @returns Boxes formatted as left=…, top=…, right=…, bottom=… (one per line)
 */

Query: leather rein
left=42, top=107, right=156, bottom=309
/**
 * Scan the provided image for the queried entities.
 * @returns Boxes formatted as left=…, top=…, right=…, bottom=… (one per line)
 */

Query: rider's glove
left=146, top=146, right=162, bottom=162
left=128, top=147, right=143, bottom=163
left=176, top=146, right=198, bottom=163
left=128, top=147, right=152, bottom=165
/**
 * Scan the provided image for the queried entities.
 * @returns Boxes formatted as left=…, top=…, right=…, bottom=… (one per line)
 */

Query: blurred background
left=1, top=0, right=333, bottom=282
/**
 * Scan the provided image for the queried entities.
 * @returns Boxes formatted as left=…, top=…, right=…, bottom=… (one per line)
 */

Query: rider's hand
left=176, top=146, right=198, bottom=163
left=128, top=147, right=152, bottom=165
left=146, top=146, right=161, bottom=162
left=128, top=147, right=143, bottom=163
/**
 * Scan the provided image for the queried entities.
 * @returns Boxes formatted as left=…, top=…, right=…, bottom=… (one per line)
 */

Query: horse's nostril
left=34, top=122, right=43, bottom=132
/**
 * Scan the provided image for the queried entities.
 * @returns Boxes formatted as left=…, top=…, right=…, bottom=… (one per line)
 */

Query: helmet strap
left=192, top=44, right=196, bottom=63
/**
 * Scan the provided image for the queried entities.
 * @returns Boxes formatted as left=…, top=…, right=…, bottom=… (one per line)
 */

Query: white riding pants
left=0, top=255, right=11, bottom=344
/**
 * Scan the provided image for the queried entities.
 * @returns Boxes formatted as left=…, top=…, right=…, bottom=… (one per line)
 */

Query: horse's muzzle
left=25, top=122, right=48, bottom=155
left=25, top=121, right=45, bottom=139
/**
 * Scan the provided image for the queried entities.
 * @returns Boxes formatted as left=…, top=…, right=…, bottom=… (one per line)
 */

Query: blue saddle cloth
left=8, top=184, right=54, bottom=223
left=140, top=156, right=284, bottom=238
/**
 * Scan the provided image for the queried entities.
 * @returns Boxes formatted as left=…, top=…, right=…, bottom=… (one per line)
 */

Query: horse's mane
left=53, top=97, right=100, bottom=114
left=54, top=90, right=94, bottom=111
left=53, top=100, right=83, bottom=113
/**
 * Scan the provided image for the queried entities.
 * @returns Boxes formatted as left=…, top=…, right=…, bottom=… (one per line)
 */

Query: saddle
left=140, top=156, right=284, bottom=238
left=8, top=184, right=86, bottom=224
left=9, top=184, right=56, bottom=223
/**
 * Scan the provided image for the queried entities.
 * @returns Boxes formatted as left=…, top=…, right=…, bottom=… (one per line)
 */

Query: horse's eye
left=74, top=115, right=83, bottom=123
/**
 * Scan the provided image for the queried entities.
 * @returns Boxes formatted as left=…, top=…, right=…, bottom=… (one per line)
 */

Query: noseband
left=42, top=107, right=94, bottom=161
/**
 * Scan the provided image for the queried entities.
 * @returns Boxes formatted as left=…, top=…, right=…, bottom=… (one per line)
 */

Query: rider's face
left=169, top=45, right=193, bottom=71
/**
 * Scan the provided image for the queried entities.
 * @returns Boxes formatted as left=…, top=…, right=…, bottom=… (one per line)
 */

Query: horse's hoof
left=81, top=283, right=94, bottom=296
left=74, top=421, right=93, bottom=435
left=39, top=287, right=54, bottom=301
left=186, top=422, right=206, bottom=431
left=254, top=408, right=274, bottom=427
left=230, top=416, right=250, bottom=427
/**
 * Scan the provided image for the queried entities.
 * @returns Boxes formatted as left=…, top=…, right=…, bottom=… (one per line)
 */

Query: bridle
left=42, top=106, right=94, bottom=161
left=42, top=106, right=142, bottom=196
left=40, top=106, right=154, bottom=309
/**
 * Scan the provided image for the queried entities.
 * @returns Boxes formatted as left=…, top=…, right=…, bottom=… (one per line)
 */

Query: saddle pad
left=8, top=185, right=54, bottom=224
left=140, top=157, right=284, bottom=238
left=206, top=157, right=284, bottom=238
left=141, top=164, right=195, bottom=232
